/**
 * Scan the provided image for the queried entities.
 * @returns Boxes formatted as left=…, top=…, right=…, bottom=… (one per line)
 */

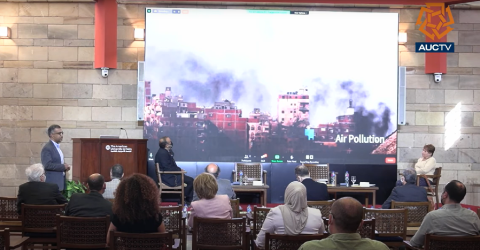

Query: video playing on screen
left=144, top=8, right=399, bottom=164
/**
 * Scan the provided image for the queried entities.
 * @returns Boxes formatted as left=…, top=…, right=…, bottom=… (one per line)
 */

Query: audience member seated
left=106, top=174, right=166, bottom=243
left=188, top=173, right=233, bottom=229
left=295, top=165, right=329, bottom=201
left=192, top=163, right=236, bottom=201
left=17, top=163, right=67, bottom=214
left=382, top=168, right=428, bottom=209
left=299, top=197, right=389, bottom=250
left=415, top=144, right=436, bottom=186
left=65, top=173, right=113, bottom=217
left=155, top=136, right=194, bottom=205
left=255, top=181, right=325, bottom=249
left=104, top=164, right=123, bottom=200
left=410, top=180, right=480, bottom=247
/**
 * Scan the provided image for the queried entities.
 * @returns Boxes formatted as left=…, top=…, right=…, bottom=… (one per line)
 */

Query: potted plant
left=62, top=180, right=87, bottom=201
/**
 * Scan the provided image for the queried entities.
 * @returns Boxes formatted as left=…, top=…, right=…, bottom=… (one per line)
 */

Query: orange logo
left=416, top=3, right=454, bottom=40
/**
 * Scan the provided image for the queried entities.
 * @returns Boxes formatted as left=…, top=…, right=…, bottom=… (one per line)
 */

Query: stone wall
left=0, top=2, right=479, bottom=205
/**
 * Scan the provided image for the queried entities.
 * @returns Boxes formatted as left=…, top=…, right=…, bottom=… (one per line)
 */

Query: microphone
left=120, top=128, right=129, bottom=139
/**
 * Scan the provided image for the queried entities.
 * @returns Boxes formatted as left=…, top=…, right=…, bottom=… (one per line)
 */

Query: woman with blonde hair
left=255, top=181, right=324, bottom=249
left=107, top=174, right=166, bottom=242
left=188, top=173, right=232, bottom=228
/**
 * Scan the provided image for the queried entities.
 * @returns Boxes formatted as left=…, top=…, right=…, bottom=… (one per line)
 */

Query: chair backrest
left=0, top=228, right=10, bottom=250
left=159, top=205, right=184, bottom=236
left=431, top=167, right=442, bottom=185
left=265, top=233, right=327, bottom=250
left=234, top=163, right=262, bottom=183
left=307, top=200, right=335, bottom=218
left=364, top=208, right=407, bottom=238
left=391, top=201, right=432, bottom=227
left=253, top=206, right=271, bottom=237
left=230, top=199, right=240, bottom=218
left=192, top=217, right=247, bottom=250
left=0, top=197, right=19, bottom=221
left=424, top=234, right=480, bottom=250
left=21, top=204, right=66, bottom=235
left=303, top=164, right=330, bottom=182
left=56, top=215, right=110, bottom=249
left=110, top=230, right=173, bottom=250
left=358, top=219, right=375, bottom=239
left=477, top=208, right=480, bottom=219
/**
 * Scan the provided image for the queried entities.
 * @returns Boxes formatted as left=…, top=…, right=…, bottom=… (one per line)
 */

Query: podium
left=72, top=138, right=148, bottom=183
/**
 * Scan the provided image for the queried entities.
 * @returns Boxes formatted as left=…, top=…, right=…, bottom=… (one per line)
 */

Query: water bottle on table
left=331, top=171, right=336, bottom=186
left=182, top=204, right=188, bottom=218
left=345, top=171, right=350, bottom=187
left=239, top=171, right=244, bottom=184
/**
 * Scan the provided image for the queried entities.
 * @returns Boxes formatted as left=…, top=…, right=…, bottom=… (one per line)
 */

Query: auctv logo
left=415, top=3, right=455, bottom=53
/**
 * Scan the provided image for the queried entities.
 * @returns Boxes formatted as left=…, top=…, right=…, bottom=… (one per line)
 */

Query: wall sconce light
left=0, top=27, right=11, bottom=39
left=134, top=28, right=145, bottom=40
left=398, top=32, right=407, bottom=44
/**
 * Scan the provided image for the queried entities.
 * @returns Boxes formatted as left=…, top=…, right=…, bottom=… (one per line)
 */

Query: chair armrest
left=10, top=236, right=29, bottom=249
left=403, top=240, right=421, bottom=250
left=160, top=171, right=186, bottom=174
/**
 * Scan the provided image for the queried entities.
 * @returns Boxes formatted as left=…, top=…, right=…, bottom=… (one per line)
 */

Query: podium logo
left=105, top=145, right=111, bottom=151
left=416, top=3, right=454, bottom=40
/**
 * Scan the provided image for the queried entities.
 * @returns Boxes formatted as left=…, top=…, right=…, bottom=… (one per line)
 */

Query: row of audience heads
left=25, top=162, right=467, bottom=226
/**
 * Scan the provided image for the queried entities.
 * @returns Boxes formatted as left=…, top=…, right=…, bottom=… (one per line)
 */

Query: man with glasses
left=17, top=164, right=67, bottom=214
left=41, top=124, right=71, bottom=191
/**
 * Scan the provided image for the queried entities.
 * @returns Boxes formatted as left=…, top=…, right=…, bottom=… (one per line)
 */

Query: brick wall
left=1, top=2, right=479, bottom=205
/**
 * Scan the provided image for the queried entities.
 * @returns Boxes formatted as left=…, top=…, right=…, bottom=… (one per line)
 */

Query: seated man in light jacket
left=192, top=163, right=236, bottom=201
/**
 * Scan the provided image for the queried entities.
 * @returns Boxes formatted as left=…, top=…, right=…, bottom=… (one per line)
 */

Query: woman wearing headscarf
left=254, top=181, right=325, bottom=249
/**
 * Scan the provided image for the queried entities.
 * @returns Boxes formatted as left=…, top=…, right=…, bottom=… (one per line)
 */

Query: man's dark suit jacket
left=155, top=148, right=182, bottom=187
left=41, top=140, right=66, bottom=191
left=17, top=181, right=67, bottom=214
left=382, top=183, right=429, bottom=209
left=65, top=191, right=113, bottom=217
left=302, top=178, right=330, bottom=201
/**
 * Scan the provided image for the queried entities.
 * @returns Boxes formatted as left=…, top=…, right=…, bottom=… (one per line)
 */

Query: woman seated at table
left=415, top=144, right=436, bottom=186
left=107, top=174, right=166, bottom=243
left=188, top=173, right=233, bottom=228
left=255, top=181, right=325, bottom=249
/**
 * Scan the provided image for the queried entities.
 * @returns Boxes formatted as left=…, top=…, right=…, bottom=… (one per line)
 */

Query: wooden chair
left=56, top=215, right=110, bottom=249
left=404, top=234, right=480, bottom=250
left=391, top=201, right=432, bottom=227
left=265, top=233, right=327, bottom=250
left=230, top=198, right=240, bottom=218
left=307, top=200, right=335, bottom=219
left=21, top=204, right=66, bottom=250
left=0, top=197, right=22, bottom=233
left=192, top=217, right=247, bottom=250
left=156, top=163, right=186, bottom=206
left=109, top=230, right=173, bottom=250
left=358, top=219, right=375, bottom=239
left=364, top=208, right=407, bottom=250
left=0, top=228, right=29, bottom=250
left=160, top=205, right=186, bottom=250
left=477, top=208, right=480, bottom=219
left=252, top=206, right=271, bottom=248
left=416, top=167, right=442, bottom=209
left=303, top=164, right=330, bottom=182
left=232, top=163, right=267, bottom=184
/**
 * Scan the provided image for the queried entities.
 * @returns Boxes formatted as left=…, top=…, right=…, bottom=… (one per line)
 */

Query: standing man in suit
left=17, top=164, right=67, bottom=214
left=295, top=165, right=330, bottom=201
left=193, top=163, right=236, bottom=201
left=155, top=136, right=194, bottom=205
left=382, top=168, right=428, bottom=209
left=41, top=124, right=70, bottom=191
left=66, top=173, right=113, bottom=217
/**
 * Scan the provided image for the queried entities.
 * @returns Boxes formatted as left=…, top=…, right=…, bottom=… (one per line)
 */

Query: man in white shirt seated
left=410, top=180, right=480, bottom=247
left=103, top=164, right=123, bottom=199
